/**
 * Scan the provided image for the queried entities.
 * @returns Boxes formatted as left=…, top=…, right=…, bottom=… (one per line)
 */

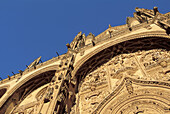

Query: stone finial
left=77, top=31, right=82, bottom=36
left=126, top=17, right=130, bottom=26
left=153, top=6, right=158, bottom=11
left=87, top=32, right=95, bottom=38
left=82, top=33, right=86, bottom=38
left=75, top=31, right=82, bottom=40
left=66, top=43, right=71, bottom=49
left=7, top=75, right=10, bottom=80
left=88, top=32, right=93, bottom=36
left=18, top=70, right=23, bottom=75
left=135, top=7, right=139, bottom=12
left=85, top=33, right=95, bottom=45
left=153, top=6, right=159, bottom=15
left=19, top=70, right=23, bottom=73
left=26, top=56, right=42, bottom=70
left=126, top=17, right=133, bottom=31
left=109, top=24, right=112, bottom=28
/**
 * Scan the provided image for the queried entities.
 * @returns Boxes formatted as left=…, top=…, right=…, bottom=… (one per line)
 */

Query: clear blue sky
left=0, top=0, right=169, bottom=79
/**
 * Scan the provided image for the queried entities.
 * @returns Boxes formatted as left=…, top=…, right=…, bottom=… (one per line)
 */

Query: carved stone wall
left=0, top=71, right=56, bottom=114
left=0, top=7, right=169, bottom=114
left=74, top=37, right=170, bottom=114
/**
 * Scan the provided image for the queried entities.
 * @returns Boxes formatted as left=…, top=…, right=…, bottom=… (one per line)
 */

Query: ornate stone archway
left=73, top=37, right=170, bottom=114
left=0, top=70, right=56, bottom=114
left=94, top=77, right=170, bottom=114
left=0, top=7, right=169, bottom=114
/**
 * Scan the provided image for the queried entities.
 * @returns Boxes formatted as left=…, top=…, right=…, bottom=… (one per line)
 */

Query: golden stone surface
left=0, top=7, right=170, bottom=114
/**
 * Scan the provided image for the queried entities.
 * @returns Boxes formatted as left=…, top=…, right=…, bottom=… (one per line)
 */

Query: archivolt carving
left=93, top=77, right=170, bottom=114
left=75, top=37, right=170, bottom=113
left=116, top=99, right=169, bottom=114
left=0, top=71, right=56, bottom=114
left=76, top=37, right=170, bottom=84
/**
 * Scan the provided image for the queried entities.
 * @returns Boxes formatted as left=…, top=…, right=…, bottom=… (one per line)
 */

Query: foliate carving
left=107, top=54, right=138, bottom=78
left=125, top=78, right=133, bottom=94
left=44, top=87, right=54, bottom=103
left=140, top=49, right=170, bottom=69
left=57, top=92, right=65, bottom=103
left=139, top=49, right=170, bottom=81
left=80, top=66, right=107, bottom=92
left=105, top=48, right=170, bottom=82
left=80, top=89, right=110, bottom=114
left=70, top=31, right=85, bottom=49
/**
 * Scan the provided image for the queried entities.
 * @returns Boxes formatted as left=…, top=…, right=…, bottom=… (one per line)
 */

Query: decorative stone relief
left=36, top=87, right=47, bottom=101
left=140, top=49, right=170, bottom=69
left=139, top=49, right=170, bottom=81
left=105, top=49, right=170, bottom=83
left=78, top=46, right=170, bottom=113
left=80, top=66, right=107, bottom=92
left=79, top=88, right=110, bottom=114
left=101, top=84, right=170, bottom=114
left=108, top=54, right=138, bottom=77
left=118, top=100, right=168, bottom=114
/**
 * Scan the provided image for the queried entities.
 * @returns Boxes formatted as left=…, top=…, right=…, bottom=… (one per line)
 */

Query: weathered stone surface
left=0, top=7, right=170, bottom=114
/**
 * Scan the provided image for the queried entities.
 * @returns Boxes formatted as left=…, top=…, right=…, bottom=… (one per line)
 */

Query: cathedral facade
left=0, top=7, right=170, bottom=114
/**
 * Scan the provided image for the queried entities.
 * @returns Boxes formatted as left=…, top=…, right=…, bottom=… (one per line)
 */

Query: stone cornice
left=0, top=54, right=67, bottom=85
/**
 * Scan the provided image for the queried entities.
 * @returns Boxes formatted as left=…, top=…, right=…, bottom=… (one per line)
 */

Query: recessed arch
left=102, top=96, right=170, bottom=114
left=0, top=64, right=59, bottom=109
left=0, top=88, right=7, bottom=99
left=73, top=33, right=170, bottom=92
left=73, top=31, right=170, bottom=78
left=91, top=76, right=170, bottom=114
left=72, top=31, right=170, bottom=113
left=0, top=64, right=58, bottom=113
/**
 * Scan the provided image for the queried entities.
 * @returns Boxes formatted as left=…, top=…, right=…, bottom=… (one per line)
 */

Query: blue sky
left=0, top=0, right=169, bottom=79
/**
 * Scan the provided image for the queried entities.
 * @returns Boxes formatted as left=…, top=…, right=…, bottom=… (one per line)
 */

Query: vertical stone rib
left=134, top=54, right=148, bottom=78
